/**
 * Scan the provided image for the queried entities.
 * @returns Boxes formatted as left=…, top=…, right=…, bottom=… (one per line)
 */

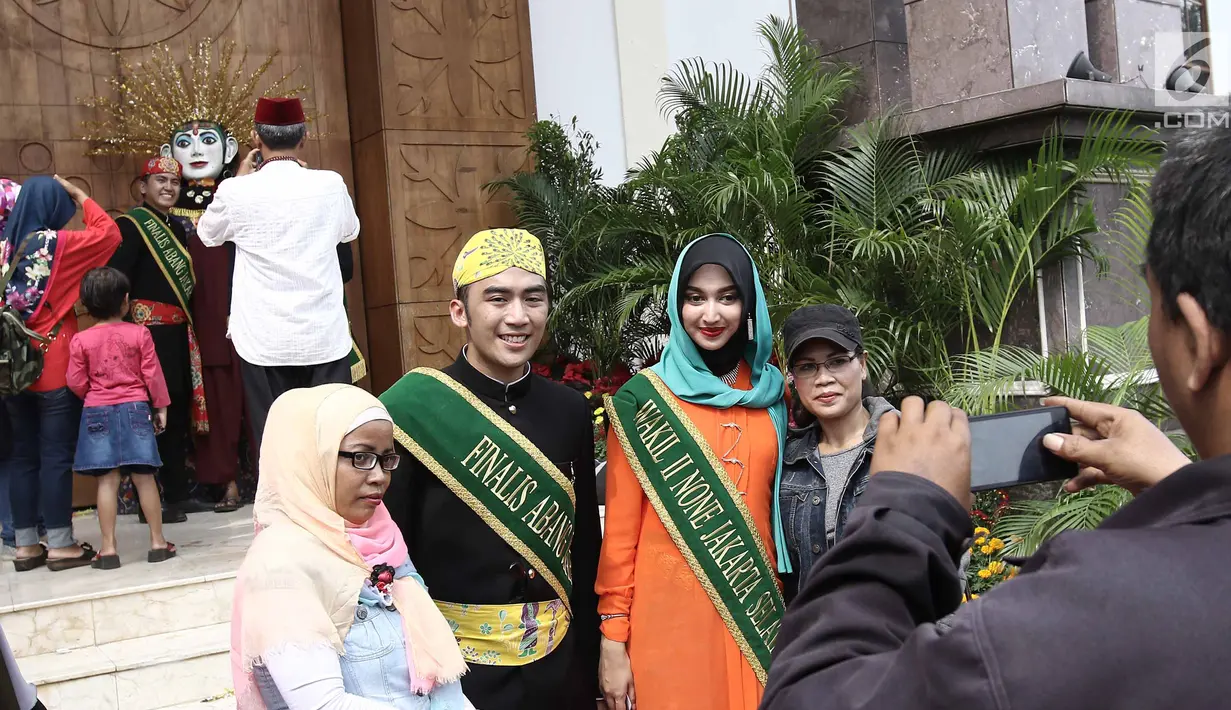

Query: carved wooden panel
left=398, top=300, right=468, bottom=372
left=343, top=0, right=538, bottom=378
left=390, top=135, right=528, bottom=304
left=381, top=0, right=537, bottom=133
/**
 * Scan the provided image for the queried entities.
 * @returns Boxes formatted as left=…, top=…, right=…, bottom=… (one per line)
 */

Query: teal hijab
left=649, top=234, right=792, bottom=573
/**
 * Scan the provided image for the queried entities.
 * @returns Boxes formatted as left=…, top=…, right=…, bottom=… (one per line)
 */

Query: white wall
left=527, top=0, right=629, bottom=184
left=529, top=0, right=797, bottom=184
left=1211, top=0, right=1231, bottom=96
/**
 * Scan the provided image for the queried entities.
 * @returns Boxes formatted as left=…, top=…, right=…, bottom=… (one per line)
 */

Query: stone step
left=160, top=697, right=236, bottom=710
left=21, top=622, right=232, bottom=710
left=0, top=509, right=251, bottom=659
left=1, top=573, right=236, bottom=659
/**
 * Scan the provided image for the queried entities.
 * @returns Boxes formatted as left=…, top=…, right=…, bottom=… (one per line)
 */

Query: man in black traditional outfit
left=108, top=156, right=210, bottom=522
left=380, top=228, right=601, bottom=710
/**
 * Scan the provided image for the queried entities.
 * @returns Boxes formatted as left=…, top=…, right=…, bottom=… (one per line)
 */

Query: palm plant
left=497, top=15, right=1161, bottom=411
left=950, top=180, right=1190, bottom=558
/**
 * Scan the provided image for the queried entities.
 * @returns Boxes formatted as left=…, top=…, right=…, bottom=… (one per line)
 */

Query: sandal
left=214, top=497, right=242, bottom=513
left=91, top=553, right=121, bottom=570
left=148, top=542, right=176, bottom=563
left=12, top=545, right=48, bottom=572
left=48, top=542, right=96, bottom=572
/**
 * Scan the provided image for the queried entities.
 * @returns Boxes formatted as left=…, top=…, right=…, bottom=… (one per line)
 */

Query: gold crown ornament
left=80, top=39, right=316, bottom=156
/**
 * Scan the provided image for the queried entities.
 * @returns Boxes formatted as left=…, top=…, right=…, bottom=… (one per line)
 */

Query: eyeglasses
left=791, top=353, right=859, bottom=379
left=339, top=451, right=401, bottom=472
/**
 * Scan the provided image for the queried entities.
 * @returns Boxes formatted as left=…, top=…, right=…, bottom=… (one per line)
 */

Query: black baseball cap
left=783, top=304, right=863, bottom=363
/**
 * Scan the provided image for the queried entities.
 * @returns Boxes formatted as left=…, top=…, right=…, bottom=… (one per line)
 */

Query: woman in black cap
left=779, top=304, right=898, bottom=597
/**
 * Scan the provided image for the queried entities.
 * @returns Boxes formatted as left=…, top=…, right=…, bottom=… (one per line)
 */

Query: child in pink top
left=66, top=267, right=176, bottom=570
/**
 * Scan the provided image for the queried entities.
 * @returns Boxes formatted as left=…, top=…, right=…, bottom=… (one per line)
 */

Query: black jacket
left=109, top=205, right=192, bottom=395
left=383, top=353, right=602, bottom=710
left=762, top=458, right=1231, bottom=710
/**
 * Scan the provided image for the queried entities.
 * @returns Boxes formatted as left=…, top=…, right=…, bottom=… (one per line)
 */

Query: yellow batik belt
left=435, top=599, right=570, bottom=667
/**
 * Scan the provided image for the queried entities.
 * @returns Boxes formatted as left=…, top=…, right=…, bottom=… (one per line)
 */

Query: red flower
left=562, top=361, right=595, bottom=385
left=531, top=363, right=552, bottom=378
left=592, top=363, right=632, bottom=395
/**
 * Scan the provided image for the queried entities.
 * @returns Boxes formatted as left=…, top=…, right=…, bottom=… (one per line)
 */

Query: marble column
left=905, top=0, right=1090, bottom=109
left=796, top=0, right=912, bottom=121
left=1086, top=0, right=1184, bottom=86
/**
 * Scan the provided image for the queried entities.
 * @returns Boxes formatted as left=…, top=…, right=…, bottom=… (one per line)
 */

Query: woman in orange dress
left=597, top=234, right=791, bottom=710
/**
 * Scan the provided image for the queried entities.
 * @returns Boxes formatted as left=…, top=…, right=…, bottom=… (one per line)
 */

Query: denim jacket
left=780, top=397, right=897, bottom=595
left=255, top=561, right=471, bottom=710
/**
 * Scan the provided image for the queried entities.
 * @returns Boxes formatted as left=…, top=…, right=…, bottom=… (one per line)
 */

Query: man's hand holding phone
left=870, top=397, right=972, bottom=508
left=1041, top=396, right=1191, bottom=495
left=237, top=148, right=261, bottom=177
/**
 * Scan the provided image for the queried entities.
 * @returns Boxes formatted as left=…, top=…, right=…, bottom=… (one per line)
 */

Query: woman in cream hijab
left=231, top=384, right=472, bottom=709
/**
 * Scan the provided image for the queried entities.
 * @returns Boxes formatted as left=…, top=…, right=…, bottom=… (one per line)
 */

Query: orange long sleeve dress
left=596, top=364, right=780, bottom=710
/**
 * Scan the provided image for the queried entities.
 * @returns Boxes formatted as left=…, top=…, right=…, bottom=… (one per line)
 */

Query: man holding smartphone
left=196, top=97, right=360, bottom=452
left=762, top=129, right=1231, bottom=709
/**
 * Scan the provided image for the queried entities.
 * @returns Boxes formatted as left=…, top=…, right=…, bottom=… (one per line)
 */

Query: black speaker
left=1067, top=51, right=1114, bottom=82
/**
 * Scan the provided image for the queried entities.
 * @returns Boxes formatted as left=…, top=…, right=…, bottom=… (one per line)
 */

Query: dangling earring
left=747, top=316, right=754, bottom=339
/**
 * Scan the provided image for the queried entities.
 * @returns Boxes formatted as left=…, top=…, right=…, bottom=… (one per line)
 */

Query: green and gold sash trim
left=382, top=368, right=575, bottom=612
left=606, top=370, right=784, bottom=684
left=348, top=339, right=366, bottom=383
left=120, top=207, right=195, bottom=317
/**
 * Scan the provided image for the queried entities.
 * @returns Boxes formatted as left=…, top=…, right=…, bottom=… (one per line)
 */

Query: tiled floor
left=0, top=508, right=253, bottom=612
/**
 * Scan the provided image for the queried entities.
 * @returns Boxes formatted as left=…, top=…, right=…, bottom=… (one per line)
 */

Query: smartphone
left=969, top=406, right=1077, bottom=491
left=252, top=150, right=263, bottom=167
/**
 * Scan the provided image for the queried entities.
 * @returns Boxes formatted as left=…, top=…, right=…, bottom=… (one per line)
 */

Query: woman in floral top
left=1, top=175, right=121, bottom=572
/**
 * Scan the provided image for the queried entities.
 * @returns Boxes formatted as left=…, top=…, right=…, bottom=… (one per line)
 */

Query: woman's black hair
left=80, top=267, right=130, bottom=320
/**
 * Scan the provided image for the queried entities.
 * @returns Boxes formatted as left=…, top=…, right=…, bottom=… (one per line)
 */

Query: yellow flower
left=989, top=538, right=1005, bottom=551
left=974, top=526, right=990, bottom=536
left=971, top=594, right=980, bottom=599
left=584, top=391, right=593, bottom=399
left=980, top=545, right=992, bottom=555
left=977, top=569, right=991, bottom=579
left=1008, top=568, right=1018, bottom=578
left=594, top=407, right=605, bottom=416
left=987, top=561, right=1006, bottom=575
left=975, top=536, right=987, bottom=545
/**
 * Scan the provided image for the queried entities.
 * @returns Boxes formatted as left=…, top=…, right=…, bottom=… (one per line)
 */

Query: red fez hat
left=141, top=156, right=182, bottom=178
left=254, top=97, right=307, bottom=126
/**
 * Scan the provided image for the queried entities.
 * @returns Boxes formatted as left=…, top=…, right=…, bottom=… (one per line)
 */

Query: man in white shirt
left=197, top=97, right=359, bottom=449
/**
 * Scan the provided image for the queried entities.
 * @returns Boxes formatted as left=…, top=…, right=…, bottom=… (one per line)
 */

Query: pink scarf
left=346, top=505, right=421, bottom=686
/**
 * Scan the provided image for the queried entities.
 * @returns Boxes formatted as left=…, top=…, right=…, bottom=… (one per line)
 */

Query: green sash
left=381, top=368, right=576, bottom=611
left=120, top=207, right=195, bottom=315
left=606, top=370, right=784, bottom=684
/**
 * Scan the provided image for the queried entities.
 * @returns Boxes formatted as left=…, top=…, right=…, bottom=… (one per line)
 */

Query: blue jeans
left=3, top=388, right=82, bottom=549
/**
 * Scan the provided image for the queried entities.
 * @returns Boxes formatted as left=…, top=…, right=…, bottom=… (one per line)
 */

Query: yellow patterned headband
left=452, top=228, right=547, bottom=291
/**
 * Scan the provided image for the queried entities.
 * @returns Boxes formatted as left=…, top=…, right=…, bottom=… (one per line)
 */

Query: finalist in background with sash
left=606, top=369, right=785, bottom=684
left=119, top=205, right=210, bottom=434
left=381, top=368, right=576, bottom=611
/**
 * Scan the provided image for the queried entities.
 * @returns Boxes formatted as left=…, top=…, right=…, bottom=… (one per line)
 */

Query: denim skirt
left=73, top=402, right=162, bottom=474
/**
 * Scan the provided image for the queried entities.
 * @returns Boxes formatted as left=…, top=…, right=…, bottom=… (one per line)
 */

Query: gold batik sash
left=606, top=370, right=785, bottom=684
left=380, top=368, right=576, bottom=612
left=434, top=599, right=570, bottom=667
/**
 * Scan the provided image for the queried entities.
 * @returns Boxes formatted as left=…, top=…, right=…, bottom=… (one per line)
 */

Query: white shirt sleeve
left=196, top=188, right=234, bottom=247
left=340, top=188, right=360, bottom=244
left=262, top=645, right=395, bottom=710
